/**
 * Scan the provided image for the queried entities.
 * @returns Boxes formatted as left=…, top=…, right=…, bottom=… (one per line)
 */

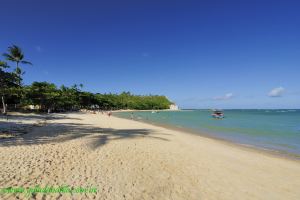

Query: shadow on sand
left=0, top=112, right=83, bottom=121
left=0, top=114, right=169, bottom=150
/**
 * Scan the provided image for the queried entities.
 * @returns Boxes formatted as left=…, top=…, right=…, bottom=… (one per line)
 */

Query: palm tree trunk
left=1, top=96, right=6, bottom=114
left=16, top=62, right=21, bottom=86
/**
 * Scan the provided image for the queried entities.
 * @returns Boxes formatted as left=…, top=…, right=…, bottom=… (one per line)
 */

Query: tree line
left=0, top=45, right=172, bottom=113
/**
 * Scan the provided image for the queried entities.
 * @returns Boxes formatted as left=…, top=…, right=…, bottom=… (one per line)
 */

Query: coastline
left=113, top=112, right=300, bottom=161
left=1, top=112, right=300, bottom=199
left=111, top=109, right=183, bottom=112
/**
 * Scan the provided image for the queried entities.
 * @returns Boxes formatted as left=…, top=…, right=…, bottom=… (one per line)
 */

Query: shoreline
left=111, top=109, right=183, bottom=112
left=113, top=111, right=300, bottom=161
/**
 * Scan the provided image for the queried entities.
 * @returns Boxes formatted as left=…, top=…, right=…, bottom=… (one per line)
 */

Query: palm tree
left=2, top=45, right=32, bottom=113
left=3, top=45, right=32, bottom=86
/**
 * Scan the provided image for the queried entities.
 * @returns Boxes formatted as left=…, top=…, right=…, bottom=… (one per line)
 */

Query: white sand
left=0, top=112, right=300, bottom=200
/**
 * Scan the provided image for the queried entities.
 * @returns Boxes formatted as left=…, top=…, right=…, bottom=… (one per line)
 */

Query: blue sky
left=1, top=0, right=299, bottom=108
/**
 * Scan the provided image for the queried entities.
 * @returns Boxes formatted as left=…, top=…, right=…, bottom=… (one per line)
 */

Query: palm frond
left=7, top=45, right=23, bottom=61
left=9, top=45, right=22, bottom=55
left=21, top=60, right=33, bottom=65
left=3, top=45, right=32, bottom=66
left=2, top=53, right=16, bottom=61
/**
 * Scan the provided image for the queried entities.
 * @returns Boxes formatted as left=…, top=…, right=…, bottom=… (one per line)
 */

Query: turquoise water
left=115, top=110, right=300, bottom=156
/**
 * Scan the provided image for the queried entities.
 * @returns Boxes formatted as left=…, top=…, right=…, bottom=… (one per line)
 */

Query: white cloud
left=268, top=87, right=285, bottom=97
left=213, top=93, right=233, bottom=100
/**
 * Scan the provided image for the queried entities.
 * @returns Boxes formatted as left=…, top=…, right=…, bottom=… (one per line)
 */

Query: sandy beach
left=1, top=112, right=300, bottom=200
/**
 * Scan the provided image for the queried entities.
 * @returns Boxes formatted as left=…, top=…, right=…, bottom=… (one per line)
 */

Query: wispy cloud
left=213, top=93, right=234, bottom=100
left=35, top=46, right=42, bottom=52
left=268, top=87, right=285, bottom=97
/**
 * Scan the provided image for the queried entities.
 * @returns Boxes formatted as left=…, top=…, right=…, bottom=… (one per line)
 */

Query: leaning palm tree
left=3, top=45, right=32, bottom=86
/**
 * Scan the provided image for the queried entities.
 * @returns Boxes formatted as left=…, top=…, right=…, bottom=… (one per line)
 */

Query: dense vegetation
left=0, top=45, right=172, bottom=113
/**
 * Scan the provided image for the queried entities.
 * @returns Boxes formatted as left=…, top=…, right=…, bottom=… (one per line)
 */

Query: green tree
left=0, top=61, right=17, bottom=113
left=24, top=82, right=59, bottom=111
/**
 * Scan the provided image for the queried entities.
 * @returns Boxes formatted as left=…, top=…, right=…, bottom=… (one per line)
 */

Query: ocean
left=115, top=109, right=300, bottom=156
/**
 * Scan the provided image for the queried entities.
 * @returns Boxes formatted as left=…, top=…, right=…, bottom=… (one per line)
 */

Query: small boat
left=211, top=110, right=224, bottom=119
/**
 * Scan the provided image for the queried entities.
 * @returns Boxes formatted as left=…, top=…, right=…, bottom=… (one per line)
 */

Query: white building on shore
left=169, top=104, right=179, bottom=110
